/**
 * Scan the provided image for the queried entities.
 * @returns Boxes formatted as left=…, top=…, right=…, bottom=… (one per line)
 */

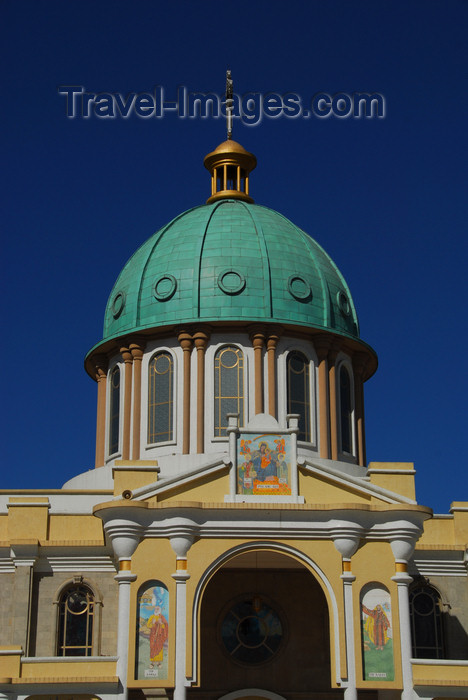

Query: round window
left=154, top=274, right=177, bottom=301
left=112, top=291, right=126, bottom=318
left=337, top=290, right=351, bottom=316
left=218, top=268, right=246, bottom=295
left=288, top=275, right=312, bottom=302
left=219, top=597, right=284, bottom=665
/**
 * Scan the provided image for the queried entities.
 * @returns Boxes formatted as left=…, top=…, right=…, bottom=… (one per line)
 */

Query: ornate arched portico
left=218, top=690, right=288, bottom=700
left=188, top=543, right=338, bottom=699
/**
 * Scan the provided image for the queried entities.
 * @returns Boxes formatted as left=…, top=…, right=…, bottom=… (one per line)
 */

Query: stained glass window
left=410, top=585, right=445, bottom=658
left=148, top=352, right=174, bottom=444
left=287, top=351, right=311, bottom=442
left=57, top=585, right=94, bottom=656
left=339, top=365, right=352, bottom=454
left=220, top=598, right=283, bottom=665
left=214, top=346, right=244, bottom=436
left=109, top=366, right=120, bottom=455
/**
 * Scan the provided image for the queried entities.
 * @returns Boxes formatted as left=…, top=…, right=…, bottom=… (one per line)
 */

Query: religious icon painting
left=135, top=581, right=169, bottom=680
left=237, top=433, right=292, bottom=496
left=361, top=584, right=394, bottom=681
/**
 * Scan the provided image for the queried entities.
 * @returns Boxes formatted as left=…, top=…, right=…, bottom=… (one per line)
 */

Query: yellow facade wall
left=412, top=662, right=468, bottom=685
left=47, top=515, right=104, bottom=543
left=352, top=541, right=403, bottom=689
left=367, top=462, right=416, bottom=501
left=127, top=537, right=177, bottom=689
left=154, top=469, right=230, bottom=504
left=7, top=502, right=49, bottom=541
left=299, top=470, right=372, bottom=504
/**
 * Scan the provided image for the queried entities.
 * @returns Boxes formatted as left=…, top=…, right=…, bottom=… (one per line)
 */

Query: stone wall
left=29, top=570, right=119, bottom=657
left=0, top=573, right=14, bottom=645
left=429, top=575, right=468, bottom=659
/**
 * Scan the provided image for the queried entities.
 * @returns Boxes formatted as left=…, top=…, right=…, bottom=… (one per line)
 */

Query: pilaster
left=193, top=329, right=210, bottom=454
left=94, top=354, right=108, bottom=468
left=10, top=543, right=39, bottom=655
left=249, top=326, right=266, bottom=415
left=328, top=340, right=342, bottom=461
left=120, top=344, right=134, bottom=460
left=178, top=331, right=193, bottom=454
left=266, top=329, right=281, bottom=418
left=314, top=335, right=332, bottom=459
left=352, top=352, right=368, bottom=467
left=130, top=340, right=146, bottom=460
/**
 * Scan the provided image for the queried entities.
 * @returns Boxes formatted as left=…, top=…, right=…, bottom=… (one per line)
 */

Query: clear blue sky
left=2, top=1, right=467, bottom=512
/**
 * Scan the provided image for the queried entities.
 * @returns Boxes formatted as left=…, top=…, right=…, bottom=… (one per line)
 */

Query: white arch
left=277, top=336, right=318, bottom=445
left=335, top=353, right=356, bottom=462
left=189, top=540, right=341, bottom=686
left=218, top=690, right=288, bottom=700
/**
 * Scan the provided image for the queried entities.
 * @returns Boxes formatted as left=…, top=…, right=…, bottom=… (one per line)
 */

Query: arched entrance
left=190, top=549, right=333, bottom=699
left=218, top=690, right=288, bottom=700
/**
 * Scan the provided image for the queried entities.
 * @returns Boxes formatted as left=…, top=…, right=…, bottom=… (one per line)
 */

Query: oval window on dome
left=337, top=290, right=351, bottom=316
left=288, top=275, right=312, bottom=302
left=154, top=275, right=177, bottom=302
left=218, top=269, right=246, bottom=295
left=112, top=291, right=126, bottom=319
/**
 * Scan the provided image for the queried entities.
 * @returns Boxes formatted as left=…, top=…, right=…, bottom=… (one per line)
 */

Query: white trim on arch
left=105, top=359, right=123, bottom=462
left=218, top=690, right=288, bottom=700
left=145, top=346, right=178, bottom=448
left=141, top=337, right=182, bottom=458
left=204, top=333, right=253, bottom=449
left=277, top=337, right=318, bottom=448
left=188, top=540, right=341, bottom=687
left=335, top=352, right=356, bottom=463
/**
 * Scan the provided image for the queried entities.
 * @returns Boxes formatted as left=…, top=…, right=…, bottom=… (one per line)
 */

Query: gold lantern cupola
left=204, top=70, right=257, bottom=204
left=204, top=139, right=257, bottom=204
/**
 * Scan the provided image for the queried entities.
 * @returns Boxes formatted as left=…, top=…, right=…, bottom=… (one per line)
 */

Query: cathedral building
left=0, top=136, right=466, bottom=700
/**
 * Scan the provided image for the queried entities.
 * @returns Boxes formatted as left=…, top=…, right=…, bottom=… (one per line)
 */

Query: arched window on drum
left=214, top=346, right=244, bottom=436
left=339, top=364, right=353, bottom=454
left=109, top=365, right=120, bottom=456
left=287, top=351, right=311, bottom=442
left=148, top=351, right=174, bottom=444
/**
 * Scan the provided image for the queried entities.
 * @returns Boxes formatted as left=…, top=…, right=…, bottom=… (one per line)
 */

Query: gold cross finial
left=226, top=69, right=233, bottom=140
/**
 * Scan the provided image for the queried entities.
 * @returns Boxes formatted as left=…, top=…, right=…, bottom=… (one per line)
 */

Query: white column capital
left=170, top=534, right=194, bottom=558
left=102, top=520, right=143, bottom=560
left=172, top=571, right=191, bottom=582
left=333, top=535, right=360, bottom=560
left=115, top=571, right=137, bottom=584
left=390, top=536, right=418, bottom=563
left=340, top=572, right=356, bottom=583
left=391, top=572, right=413, bottom=585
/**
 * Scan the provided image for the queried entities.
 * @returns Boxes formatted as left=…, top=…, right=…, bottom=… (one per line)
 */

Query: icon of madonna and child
left=237, top=433, right=292, bottom=495
left=136, top=583, right=169, bottom=679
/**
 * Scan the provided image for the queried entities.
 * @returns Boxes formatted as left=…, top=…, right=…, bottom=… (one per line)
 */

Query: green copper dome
left=97, top=199, right=360, bottom=345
